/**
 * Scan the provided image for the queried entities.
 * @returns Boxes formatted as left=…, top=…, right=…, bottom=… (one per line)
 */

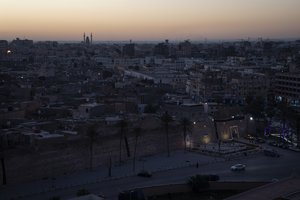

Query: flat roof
left=226, top=176, right=300, bottom=200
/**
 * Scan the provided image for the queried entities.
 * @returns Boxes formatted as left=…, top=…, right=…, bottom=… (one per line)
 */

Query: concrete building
left=123, top=42, right=135, bottom=57
left=0, top=40, right=8, bottom=56
left=273, top=72, right=300, bottom=105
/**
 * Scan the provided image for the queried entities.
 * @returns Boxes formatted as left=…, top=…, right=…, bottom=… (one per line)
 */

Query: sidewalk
left=0, top=150, right=224, bottom=200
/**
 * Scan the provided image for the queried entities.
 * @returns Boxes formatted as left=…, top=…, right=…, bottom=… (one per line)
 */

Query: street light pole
left=213, top=120, right=221, bottom=153
left=246, top=116, right=253, bottom=136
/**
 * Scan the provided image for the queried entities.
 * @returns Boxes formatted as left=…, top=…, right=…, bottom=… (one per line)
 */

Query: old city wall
left=0, top=126, right=183, bottom=185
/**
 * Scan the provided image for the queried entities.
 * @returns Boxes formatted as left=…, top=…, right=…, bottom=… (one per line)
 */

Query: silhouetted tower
left=90, top=33, right=93, bottom=45
left=83, top=33, right=86, bottom=43
left=86, top=36, right=90, bottom=46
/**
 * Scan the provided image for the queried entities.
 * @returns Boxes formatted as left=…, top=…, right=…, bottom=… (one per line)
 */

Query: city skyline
left=1, top=0, right=300, bottom=41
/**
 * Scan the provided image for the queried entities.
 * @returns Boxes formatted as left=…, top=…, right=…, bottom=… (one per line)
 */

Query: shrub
left=49, top=197, right=60, bottom=200
left=76, top=189, right=90, bottom=196
left=187, top=175, right=210, bottom=192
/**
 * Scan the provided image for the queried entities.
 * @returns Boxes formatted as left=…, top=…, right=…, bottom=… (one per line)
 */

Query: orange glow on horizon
left=1, top=0, right=300, bottom=41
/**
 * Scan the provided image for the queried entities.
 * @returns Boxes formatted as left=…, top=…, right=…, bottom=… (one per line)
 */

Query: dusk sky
left=1, top=0, right=300, bottom=41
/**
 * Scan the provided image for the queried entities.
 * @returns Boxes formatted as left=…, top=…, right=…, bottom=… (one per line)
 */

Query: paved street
left=1, top=144, right=299, bottom=200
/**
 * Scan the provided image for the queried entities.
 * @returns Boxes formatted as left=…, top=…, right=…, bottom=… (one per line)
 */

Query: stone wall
left=0, top=126, right=183, bottom=185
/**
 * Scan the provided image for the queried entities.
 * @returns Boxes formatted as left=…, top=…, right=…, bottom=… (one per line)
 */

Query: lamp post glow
left=246, top=116, right=253, bottom=135
left=203, top=135, right=210, bottom=148
left=186, top=134, right=192, bottom=150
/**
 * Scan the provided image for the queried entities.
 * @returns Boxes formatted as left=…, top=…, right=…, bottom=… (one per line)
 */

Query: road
left=2, top=146, right=298, bottom=200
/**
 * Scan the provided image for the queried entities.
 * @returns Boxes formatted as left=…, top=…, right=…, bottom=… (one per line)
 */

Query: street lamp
left=186, top=134, right=192, bottom=150
left=246, top=116, right=253, bottom=136
left=203, top=135, right=210, bottom=148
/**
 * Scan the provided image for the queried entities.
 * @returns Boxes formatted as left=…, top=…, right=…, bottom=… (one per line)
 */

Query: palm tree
left=117, top=119, right=130, bottom=165
left=283, top=107, right=300, bottom=147
left=0, top=144, right=7, bottom=185
left=180, top=118, right=191, bottom=153
left=296, top=115, right=300, bottom=148
left=86, top=124, right=97, bottom=171
left=133, top=127, right=141, bottom=172
left=244, top=95, right=265, bottom=120
left=160, top=111, right=173, bottom=157
left=273, top=99, right=296, bottom=142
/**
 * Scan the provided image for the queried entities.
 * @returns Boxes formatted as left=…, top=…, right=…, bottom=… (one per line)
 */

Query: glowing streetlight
left=203, top=135, right=210, bottom=144
left=250, top=117, right=253, bottom=121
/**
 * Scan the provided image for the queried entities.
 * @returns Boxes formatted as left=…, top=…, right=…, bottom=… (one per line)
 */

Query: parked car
left=231, top=164, right=246, bottom=171
left=256, top=137, right=265, bottom=143
left=244, top=134, right=254, bottom=140
left=137, top=170, right=152, bottom=178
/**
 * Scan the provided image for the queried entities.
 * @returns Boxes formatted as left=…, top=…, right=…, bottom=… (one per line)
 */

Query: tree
left=133, top=127, right=142, bottom=172
left=0, top=136, right=7, bottom=185
left=281, top=106, right=300, bottom=147
left=243, top=95, right=266, bottom=136
left=180, top=118, right=191, bottom=152
left=270, top=98, right=300, bottom=147
left=76, top=189, right=90, bottom=196
left=144, top=104, right=158, bottom=113
left=244, top=95, right=265, bottom=119
left=276, top=100, right=289, bottom=140
left=187, top=175, right=209, bottom=193
left=117, top=119, right=130, bottom=165
left=160, top=111, right=173, bottom=157
left=86, top=124, right=98, bottom=171
left=214, top=95, right=223, bottom=105
left=49, top=197, right=60, bottom=200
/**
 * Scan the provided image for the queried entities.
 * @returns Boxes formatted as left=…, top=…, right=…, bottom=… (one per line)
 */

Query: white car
left=231, top=164, right=246, bottom=171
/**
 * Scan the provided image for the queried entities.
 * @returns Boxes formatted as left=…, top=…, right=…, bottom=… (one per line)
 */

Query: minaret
left=86, top=36, right=90, bottom=46
left=90, top=33, right=93, bottom=45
